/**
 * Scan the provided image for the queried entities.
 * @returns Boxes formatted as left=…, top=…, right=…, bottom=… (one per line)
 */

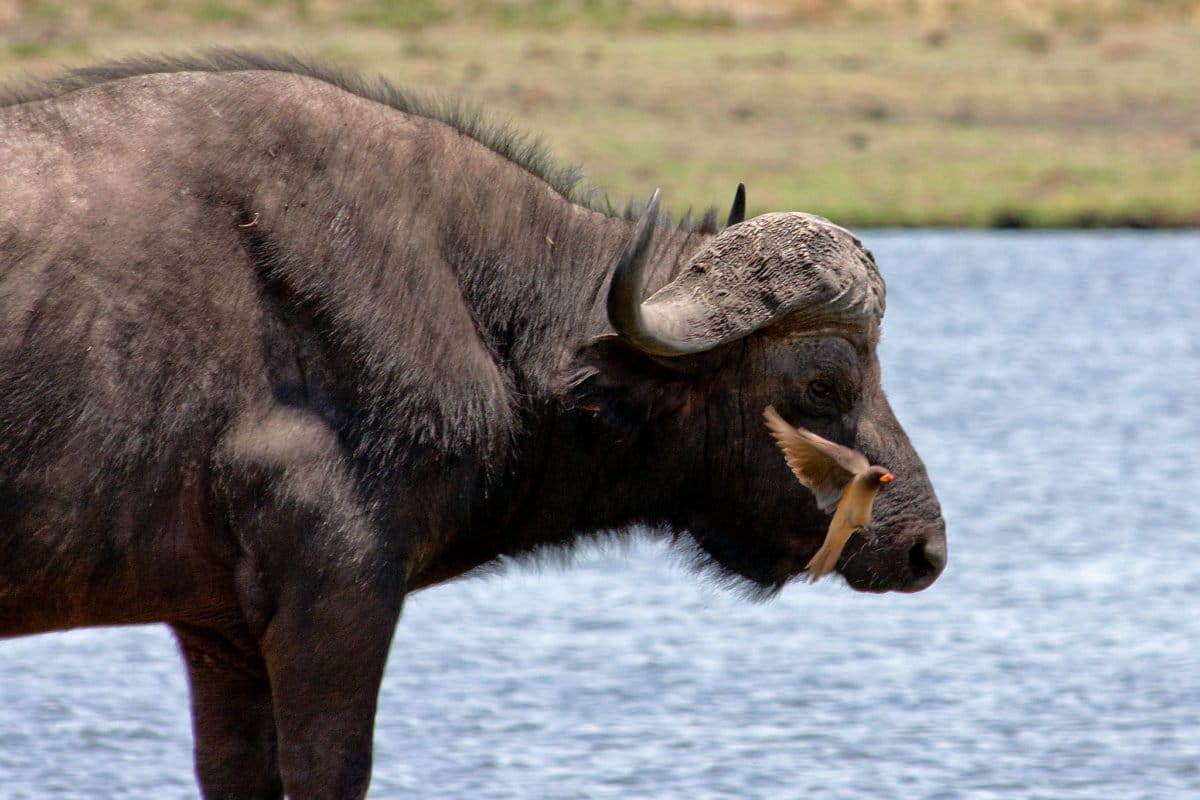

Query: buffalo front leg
left=215, top=408, right=406, bottom=800
left=174, top=623, right=282, bottom=799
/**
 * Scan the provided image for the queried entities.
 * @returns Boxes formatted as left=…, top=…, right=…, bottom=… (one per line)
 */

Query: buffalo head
left=588, top=189, right=946, bottom=594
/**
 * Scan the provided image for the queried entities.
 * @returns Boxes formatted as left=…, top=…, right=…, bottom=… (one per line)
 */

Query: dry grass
left=2, top=1, right=1199, bottom=226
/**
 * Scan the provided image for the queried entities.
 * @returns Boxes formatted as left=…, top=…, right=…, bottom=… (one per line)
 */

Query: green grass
left=1, top=4, right=1199, bottom=226
left=7, top=40, right=56, bottom=59
left=345, top=0, right=449, bottom=29
left=190, top=1, right=253, bottom=25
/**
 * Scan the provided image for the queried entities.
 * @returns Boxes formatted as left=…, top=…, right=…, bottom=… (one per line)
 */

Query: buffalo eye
left=806, top=379, right=835, bottom=403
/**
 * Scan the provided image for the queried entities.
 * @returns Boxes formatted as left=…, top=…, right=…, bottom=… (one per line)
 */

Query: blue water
left=2, top=231, right=1198, bottom=799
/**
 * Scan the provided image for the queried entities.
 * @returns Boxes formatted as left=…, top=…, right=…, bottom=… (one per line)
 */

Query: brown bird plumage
left=762, top=405, right=895, bottom=581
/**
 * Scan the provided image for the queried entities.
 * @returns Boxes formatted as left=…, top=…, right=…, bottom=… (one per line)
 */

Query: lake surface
left=2, top=231, right=1198, bottom=799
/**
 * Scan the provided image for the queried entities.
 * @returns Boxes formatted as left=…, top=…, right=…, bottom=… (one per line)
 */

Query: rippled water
left=2, top=232, right=1198, bottom=799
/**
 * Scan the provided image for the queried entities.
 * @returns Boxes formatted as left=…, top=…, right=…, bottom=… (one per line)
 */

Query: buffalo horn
left=608, top=190, right=717, bottom=357
left=609, top=205, right=886, bottom=358
left=726, top=183, right=746, bottom=227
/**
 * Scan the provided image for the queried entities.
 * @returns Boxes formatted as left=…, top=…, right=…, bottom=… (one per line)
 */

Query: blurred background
left=2, top=4, right=1199, bottom=799
left=1, top=0, right=1199, bottom=226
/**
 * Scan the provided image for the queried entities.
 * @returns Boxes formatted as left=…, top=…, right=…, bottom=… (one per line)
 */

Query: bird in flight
left=762, top=405, right=895, bottom=581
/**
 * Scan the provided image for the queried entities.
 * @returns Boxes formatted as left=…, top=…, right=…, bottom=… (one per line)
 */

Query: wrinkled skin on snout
left=679, top=335, right=946, bottom=593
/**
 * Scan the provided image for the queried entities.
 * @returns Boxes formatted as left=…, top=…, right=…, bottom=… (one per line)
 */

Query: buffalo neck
left=395, top=136, right=717, bottom=587
left=417, top=175, right=715, bottom=585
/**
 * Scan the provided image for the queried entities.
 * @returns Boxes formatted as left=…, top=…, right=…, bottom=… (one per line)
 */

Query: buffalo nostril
left=907, top=536, right=947, bottom=588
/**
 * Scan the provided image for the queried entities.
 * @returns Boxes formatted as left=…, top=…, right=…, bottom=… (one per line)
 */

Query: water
left=2, top=231, right=1198, bottom=799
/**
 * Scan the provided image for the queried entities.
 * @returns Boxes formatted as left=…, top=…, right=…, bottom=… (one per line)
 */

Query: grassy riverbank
left=2, top=1, right=1198, bottom=226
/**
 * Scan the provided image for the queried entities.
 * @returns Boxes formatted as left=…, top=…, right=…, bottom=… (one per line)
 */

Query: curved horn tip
left=726, top=182, right=746, bottom=227
left=646, top=187, right=661, bottom=217
left=608, top=188, right=663, bottom=343
left=630, top=188, right=662, bottom=251
left=608, top=187, right=710, bottom=358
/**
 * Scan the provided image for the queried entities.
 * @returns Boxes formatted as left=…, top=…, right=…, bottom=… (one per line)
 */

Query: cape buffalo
left=0, top=52, right=946, bottom=799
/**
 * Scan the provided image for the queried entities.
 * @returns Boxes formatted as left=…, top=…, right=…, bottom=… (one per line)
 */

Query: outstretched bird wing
left=763, top=405, right=869, bottom=513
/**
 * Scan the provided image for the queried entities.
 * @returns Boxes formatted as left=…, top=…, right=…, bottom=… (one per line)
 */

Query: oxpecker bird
left=762, top=405, right=895, bottom=581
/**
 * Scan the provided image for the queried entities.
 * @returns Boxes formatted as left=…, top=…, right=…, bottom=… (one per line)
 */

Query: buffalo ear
left=562, top=335, right=694, bottom=435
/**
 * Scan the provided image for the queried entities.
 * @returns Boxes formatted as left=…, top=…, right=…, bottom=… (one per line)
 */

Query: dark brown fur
left=0, top=52, right=943, bottom=799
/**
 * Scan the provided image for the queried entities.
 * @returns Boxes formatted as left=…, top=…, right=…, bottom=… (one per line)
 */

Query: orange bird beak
left=880, top=473, right=895, bottom=483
